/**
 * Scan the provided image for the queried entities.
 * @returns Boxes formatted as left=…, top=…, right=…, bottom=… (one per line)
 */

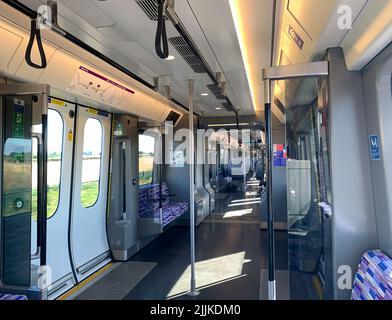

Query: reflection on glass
left=2, top=138, right=32, bottom=217
left=139, top=134, right=155, bottom=186
left=273, top=77, right=332, bottom=300
left=81, top=118, right=102, bottom=208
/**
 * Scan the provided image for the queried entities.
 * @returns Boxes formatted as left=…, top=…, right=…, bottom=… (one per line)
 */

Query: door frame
left=69, top=105, right=112, bottom=282
left=43, top=98, right=77, bottom=299
left=262, top=61, right=329, bottom=300
left=0, top=83, right=50, bottom=300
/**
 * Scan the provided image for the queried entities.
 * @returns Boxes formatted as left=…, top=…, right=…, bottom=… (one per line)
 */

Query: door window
left=31, top=109, right=64, bottom=219
left=139, top=134, right=155, bottom=185
left=81, top=118, right=103, bottom=208
left=47, top=109, right=64, bottom=217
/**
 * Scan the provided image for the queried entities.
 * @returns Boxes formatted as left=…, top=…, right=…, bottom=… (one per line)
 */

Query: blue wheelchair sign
left=369, top=135, right=381, bottom=160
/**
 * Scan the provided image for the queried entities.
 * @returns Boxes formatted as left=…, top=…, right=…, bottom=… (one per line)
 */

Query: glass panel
left=81, top=118, right=102, bottom=208
left=31, top=137, right=38, bottom=256
left=138, top=134, right=155, bottom=186
left=273, top=76, right=332, bottom=300
left=1, top=96, right=32, bottom=287
left=47, top=109, right=64, bottom=217
left=32, top=137, right=38, bottom=222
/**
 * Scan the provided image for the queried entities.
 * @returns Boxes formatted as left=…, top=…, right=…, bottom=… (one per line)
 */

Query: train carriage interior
left=0, top=0, right=392, bottom=303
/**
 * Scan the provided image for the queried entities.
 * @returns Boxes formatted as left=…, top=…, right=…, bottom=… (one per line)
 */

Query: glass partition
left=273, top=76, right=333, bottom=299
left=1, top=96, right=33, bottom=287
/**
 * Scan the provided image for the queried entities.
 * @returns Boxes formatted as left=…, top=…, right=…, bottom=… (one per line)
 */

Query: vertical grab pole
left=188, top=79, right=199, bottom=296
left=40, top=92, right=49, bottom=267
left=159, top=128, right=163, bottom=227
left=264, top=79, right=276, bottom=300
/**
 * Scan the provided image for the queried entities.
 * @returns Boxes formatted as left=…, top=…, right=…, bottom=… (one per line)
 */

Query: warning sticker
left=67, top=129, right=73, bottom=142
left=49, top=98, right=66, bottom=107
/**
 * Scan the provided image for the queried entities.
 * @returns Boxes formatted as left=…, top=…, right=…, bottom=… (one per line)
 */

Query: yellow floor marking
left=57, top=262, right=113, bottom=300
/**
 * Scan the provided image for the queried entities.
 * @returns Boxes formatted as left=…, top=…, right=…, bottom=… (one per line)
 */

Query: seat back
left=0, top=294, right=27, bottom=300
left=352, top=250, right=392, bottom=300
left=138, top=183, right=169, bottom=218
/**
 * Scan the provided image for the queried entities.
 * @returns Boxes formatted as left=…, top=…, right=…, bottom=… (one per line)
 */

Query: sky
left=139, top=134, right=155, bottom=154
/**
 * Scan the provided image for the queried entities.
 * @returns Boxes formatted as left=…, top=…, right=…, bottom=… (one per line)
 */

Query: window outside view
left=81, top=118, right=103, bottom=208
left=32, top=109, right=63, bottom=219
left=139, top=135, right=155, bottom=186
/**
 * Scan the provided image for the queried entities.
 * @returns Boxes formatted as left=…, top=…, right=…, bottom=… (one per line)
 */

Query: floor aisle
left=124, top=179, right=288, bottom=300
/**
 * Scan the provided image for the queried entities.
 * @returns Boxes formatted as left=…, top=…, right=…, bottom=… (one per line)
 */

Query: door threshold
left=56, top=262, right=117, bottom=300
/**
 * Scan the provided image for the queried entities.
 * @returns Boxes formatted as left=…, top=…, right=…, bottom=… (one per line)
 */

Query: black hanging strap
left=25, top=19, right=47, bottom=69
left=155, top=0, right=169, bottom=59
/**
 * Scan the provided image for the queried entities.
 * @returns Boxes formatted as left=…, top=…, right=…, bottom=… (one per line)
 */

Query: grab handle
left=25, top=19, right=47, bottom=69
left=155, top=0, right=169, bottom=59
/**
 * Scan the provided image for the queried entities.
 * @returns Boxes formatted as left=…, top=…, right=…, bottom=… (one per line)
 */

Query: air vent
left=169, top=36, right=207, bottom=73
left=221, top=102, right=234, bottom=112
left=165, top=111, right=181, bottom=125
left=135, top=0, right=168, bottom=21
left=59, top=0, right=116, bottom=29
left=207, top=84, right=226, bottom=100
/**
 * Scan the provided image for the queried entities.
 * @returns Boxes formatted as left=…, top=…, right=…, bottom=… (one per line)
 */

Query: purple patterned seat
left=0, top=294, right=28, bottom=300
left=139, top=183, right=188, bottom=227
left=352, top=250, right=392, bottom=300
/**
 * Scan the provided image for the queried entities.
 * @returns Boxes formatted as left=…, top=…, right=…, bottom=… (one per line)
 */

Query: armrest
left=149, top=195, right=176, bottom=202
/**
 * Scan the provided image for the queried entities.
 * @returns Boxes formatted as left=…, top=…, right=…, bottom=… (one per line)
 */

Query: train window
left=81, top=118, right=103, bottom=208
left=139, top=134, right=155, bottom=186
left=31, top=110, right=64, bottom=220
left=47, top=109, right=64, bottom=218
left=32, top=137, right=38, bottom=221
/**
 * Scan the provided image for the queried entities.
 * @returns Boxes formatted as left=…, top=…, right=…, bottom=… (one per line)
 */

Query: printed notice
left=68, top=66, right=135, bottom=108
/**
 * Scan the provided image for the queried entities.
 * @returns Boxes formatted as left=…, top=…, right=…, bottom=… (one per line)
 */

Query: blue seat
left=352, top=250, right=392, bottom=300
left=0, top=294, right=28, bottom=300
left=139, top=183, right=188, bottom=228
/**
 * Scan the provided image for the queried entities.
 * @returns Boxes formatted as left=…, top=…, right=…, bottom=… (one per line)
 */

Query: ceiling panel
left=17, top=0, right=266, bottom=117
left=287, top=0, right=337, bottom=41
left=186, top=0, right=253, bottom=115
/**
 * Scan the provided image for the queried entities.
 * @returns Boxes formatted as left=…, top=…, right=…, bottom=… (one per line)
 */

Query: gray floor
left=73, top=261, right=156, bottom=300
left=66, top=177, right=323, bottom=300
left=71, top=178, right=291, bottom=300
left=124, top=178, right=289, bottom=300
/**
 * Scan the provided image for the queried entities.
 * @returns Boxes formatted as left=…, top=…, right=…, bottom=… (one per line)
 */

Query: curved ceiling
left=18, top=0, right=275, bottom=118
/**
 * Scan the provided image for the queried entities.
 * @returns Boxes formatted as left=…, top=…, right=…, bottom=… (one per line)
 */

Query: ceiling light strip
left=229, top=0, right=258, bottom=111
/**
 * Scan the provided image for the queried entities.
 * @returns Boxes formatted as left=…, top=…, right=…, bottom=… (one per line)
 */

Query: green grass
left=81, top=181, right=99, bottom=208
left=32, top=184, right=60, bottom=220
left=139, top=170, right=153, bottom=186
left=32, top=181, right=99, bottom=221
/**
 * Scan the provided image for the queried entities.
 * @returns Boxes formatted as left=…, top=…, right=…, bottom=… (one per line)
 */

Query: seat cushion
left=139, top=182, right=188, bottom=227
left=352, top=250, right=392, bottom=300
left=0, top=294, right=28, bottom=300
left=139, top=183, right=169, bottom=218
left=161, top=202, right=189, bottom=227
